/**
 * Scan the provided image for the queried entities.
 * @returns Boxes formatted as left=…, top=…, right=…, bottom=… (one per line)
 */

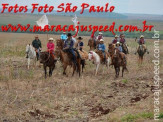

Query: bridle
left=41, top=51, right=51, bottom=63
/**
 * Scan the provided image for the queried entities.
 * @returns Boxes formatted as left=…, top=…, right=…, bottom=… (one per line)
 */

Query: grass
left=122, top=79, right=128, bottom=83
left=0, top=32, right=162, bottom=121
left=121, top=112, right=153, bottom=122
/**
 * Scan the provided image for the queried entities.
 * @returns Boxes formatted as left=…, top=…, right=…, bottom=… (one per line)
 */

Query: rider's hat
left=99, top=32, right=103, bottom=35
left=115, top=35, right=118, bottom=38
left=77, top=37, right=83, bottom=40
left=100, top=39, right=104, bottom=42
left=63, top=31, right=66, bottom=34
left=67, top=33, right=72, bottom=37
left=140, top=35, right=144, bottom=38
left=116, top=42, right=120, bottom=45
left=49, top=38, right=54, bottom=41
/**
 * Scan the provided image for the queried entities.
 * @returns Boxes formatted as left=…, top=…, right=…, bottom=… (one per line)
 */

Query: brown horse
left=137, top=44, right=146, bottom=64
left=88, top=38, right=100, bottom=50
left=39, top=51, right=57, bottom=78
left=108, top=43, right=116, bottom=65
left=112, top=48, right=128, bottom=78
left=55, top=49, right=81, bottom=77
left=56, top=39, right=64, bottom=50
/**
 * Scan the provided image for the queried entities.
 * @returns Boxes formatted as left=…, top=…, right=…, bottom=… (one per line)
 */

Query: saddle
left=63, top=48, right=81, bottom=59
left=95, top=50, right=107, bottom=63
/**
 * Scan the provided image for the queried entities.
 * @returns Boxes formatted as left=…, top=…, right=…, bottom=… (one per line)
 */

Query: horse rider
left=31, top=35, right=42, bottom=60
left=119, top=34, right=126, bottom=44
left=60, top=31, right=67, bottom=43
left=75, top=37, right=84, bottom=51
left=63, top=33, right=77, bottom=65
left=97, top=39, right=106, bottom=62
left=47, top=38, right=57, bottom=61
left=112, top=35, right=119, bottom=44
left=75, top=37, right=88, bottom=60
left=119, top=34, right=129, bottom=54
left=96, top=32, right=104, bottom=41
left=135, top=35, right=149, bottom=54
left=90, top=33, right=96, bottom=47
left=115, top=42, right=123, bottom=52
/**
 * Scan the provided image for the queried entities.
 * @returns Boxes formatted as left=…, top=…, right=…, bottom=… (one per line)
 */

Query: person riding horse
left=97, top=39, right=106, bottom=63
left=112, top=35, right=119, bottom=44
left=115, top=42, right=123, bottom=52
left=135, top=35, right=149, bottom=54
left=75, top=37, right=88, bottom=60
left=63, top=33, right=77, bottom=66
left=47, top=38, right=57, bottom=61
left=60, top=32, right=67, bottom=43
left=31, top=35, right=42, bottom=60
left=119, top=34, right=129, bottom=54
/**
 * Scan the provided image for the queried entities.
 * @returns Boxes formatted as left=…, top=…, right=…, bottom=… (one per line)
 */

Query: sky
left=0, top=0, right=163, bottom=15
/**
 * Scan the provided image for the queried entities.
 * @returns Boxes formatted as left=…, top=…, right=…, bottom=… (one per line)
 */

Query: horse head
left=88, top=51, right=94, bottom=61
left=113, top=48, right=120, bottom=58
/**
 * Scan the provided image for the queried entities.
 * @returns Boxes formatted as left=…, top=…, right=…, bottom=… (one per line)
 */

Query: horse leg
left=72, top=64, right=76, bottom=76
left=27, top=58, right=30, bottom=69
left=81, top=60, right=85, bottom=73
left=95, top=64, right=100, bottom=76
left=63, top=64, right=67, bottom=75
left=49, top=67, right=52, bottom=77
left=44, top=65, right=47, bottom=78
left=122, top=67, right=124, bottom=77
left=77, top=61, right=81, bottom=77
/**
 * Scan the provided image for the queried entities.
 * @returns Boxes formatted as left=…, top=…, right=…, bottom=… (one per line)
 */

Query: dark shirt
left=32, top=39, right=42, bottom=49
left=64, top=39, right=74, bottom=49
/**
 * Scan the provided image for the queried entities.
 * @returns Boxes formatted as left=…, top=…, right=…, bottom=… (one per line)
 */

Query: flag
left=36, top=14, right=49, bottom=29
left=72, top=14, right=79, bottom=33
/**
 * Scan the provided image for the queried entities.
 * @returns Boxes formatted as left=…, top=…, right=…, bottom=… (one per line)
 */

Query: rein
left=42, top=51, right=51, bottom=63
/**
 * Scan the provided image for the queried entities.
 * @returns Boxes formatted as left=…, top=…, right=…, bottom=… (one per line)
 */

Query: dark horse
left=39, top=51, right=57, bottom=78
left=121, top=43, right=129, bottom=54
left=112, top=48, right=128, bottom=78
left=55, top=49, right=81, bottom=77
left=137, top=44, right=146, bottom=64
left=88, top=38, right=100, bottom=50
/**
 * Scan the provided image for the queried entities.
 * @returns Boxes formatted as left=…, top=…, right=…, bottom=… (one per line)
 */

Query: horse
left=55, top=49, right=81, bottom=77
left=121, top=43, right=129, bottom=54
left=137, top=44, right=146, bottom=64
left=56, top=39, right=64, bottom=50
left=26, top=44, right=37, bottom=69
left=39, top=51, right=57, bottom=78
left=88, top=38, right=100, bottom=50
left=88, top=51, right=111, bottom=76
left=112, top=48, right=128, bottom=78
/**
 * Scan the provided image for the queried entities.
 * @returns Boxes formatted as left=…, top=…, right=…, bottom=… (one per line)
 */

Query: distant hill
left=1, top=8, right=163, bottom=20
left=122, top=13, right=163, bottom=21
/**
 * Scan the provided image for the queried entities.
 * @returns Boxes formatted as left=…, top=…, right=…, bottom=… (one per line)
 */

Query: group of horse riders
left=28, top=32, right=148, bottom=66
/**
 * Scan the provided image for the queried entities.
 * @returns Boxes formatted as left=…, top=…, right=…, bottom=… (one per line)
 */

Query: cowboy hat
left=115, top=35, right=118, bottom=38
left=63, top=32, right=66, bottom=34
left=99, top=32, right=103, bottom=35
left=116, top=42, right=120, bottom=45
left=140, top=35, right=144, bottom=38
left=100, top=39, right=104, bottom=42
left=77, top=37, right=83, bottom=40
left=48, top=38, right=54, bottom=41
left=67, top=33, right=72, bottom=37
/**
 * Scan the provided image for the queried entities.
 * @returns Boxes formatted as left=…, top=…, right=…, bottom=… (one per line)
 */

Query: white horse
left=88, top=51, right=111, bottom=76
left=26, top=44, right=36, bottom=69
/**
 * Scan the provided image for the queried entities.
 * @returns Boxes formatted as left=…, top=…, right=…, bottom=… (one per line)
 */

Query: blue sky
left=0, top=0, right=163, bottom=15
